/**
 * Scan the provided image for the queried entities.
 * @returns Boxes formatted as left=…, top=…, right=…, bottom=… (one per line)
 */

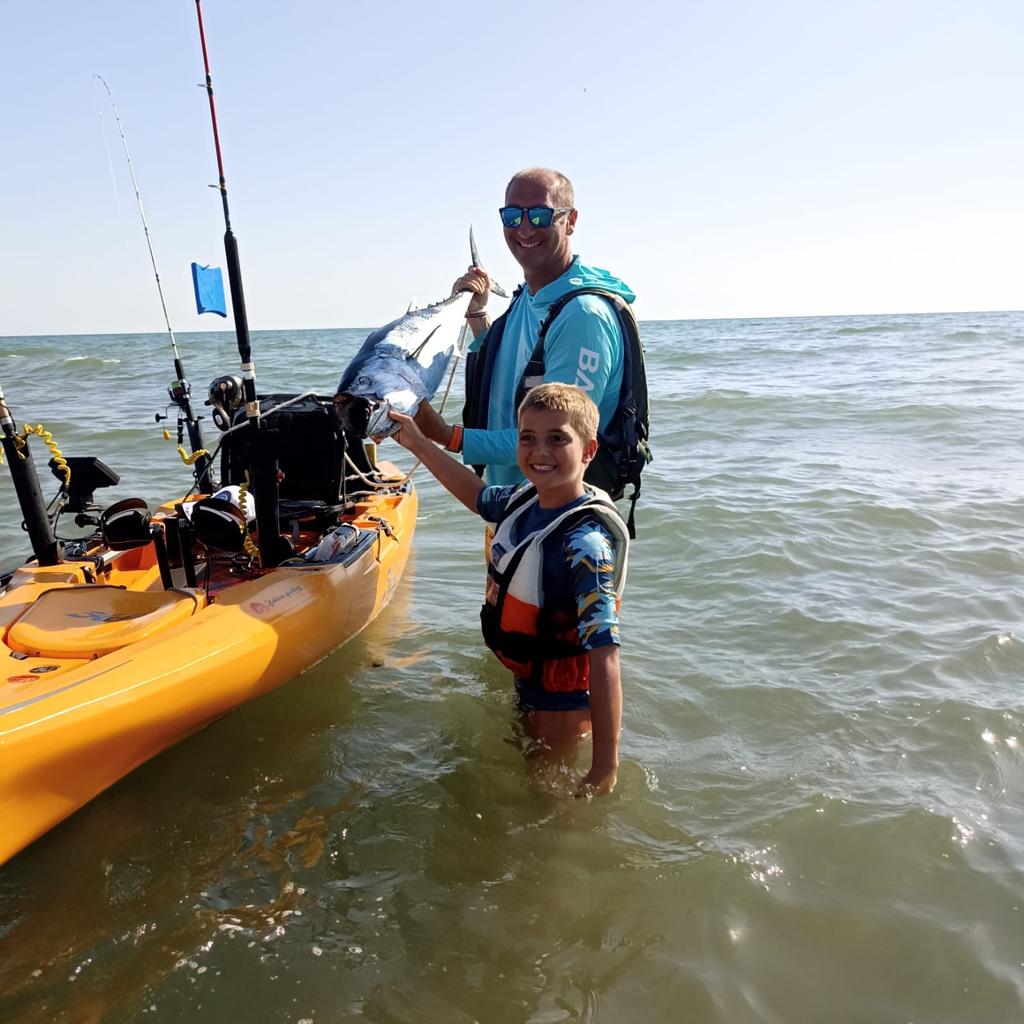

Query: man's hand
left=413, top=400, right=453, bottom=446
left=453, top=265, right=492, bottom=315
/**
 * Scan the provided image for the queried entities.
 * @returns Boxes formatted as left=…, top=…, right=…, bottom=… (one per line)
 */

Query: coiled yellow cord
left=161, top=426, right=210, bottom=467
left=176, top=445, right=211, bottom=466
left=237, top=479, right=260, bottom=558
left=14, top=424, right=70, bottom=488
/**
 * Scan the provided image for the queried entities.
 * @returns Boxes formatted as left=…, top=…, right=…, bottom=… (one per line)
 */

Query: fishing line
left=94, top=91, right=129, bottom=251
left=93, top=75, right=179, bottom=364
left=93, top=73, right=213, bottom=492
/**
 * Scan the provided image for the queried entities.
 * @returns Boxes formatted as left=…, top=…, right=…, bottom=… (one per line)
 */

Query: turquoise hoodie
left=462, top=257, right=636, bottom=486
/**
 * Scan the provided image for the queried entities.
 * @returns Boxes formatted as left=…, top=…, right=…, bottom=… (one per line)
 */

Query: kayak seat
left=6, top=585, right=200, bottom=660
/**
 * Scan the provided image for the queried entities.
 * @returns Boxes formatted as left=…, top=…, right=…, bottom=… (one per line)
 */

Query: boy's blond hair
left=517, top=383, right=599, bottom=443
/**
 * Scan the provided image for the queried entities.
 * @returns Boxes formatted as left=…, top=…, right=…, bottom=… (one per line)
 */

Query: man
left=414, top=167, right=637, bottom=489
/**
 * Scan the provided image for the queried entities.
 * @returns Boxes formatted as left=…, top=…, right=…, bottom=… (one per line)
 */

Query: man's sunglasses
left=499, top=205, right=573, bottom=229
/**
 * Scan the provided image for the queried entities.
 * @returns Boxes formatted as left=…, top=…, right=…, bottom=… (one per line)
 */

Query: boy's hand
left=576, top=763, right=618, bottom=798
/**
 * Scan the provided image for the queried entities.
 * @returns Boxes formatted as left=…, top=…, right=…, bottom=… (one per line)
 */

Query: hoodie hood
left=533, top=256, right=636, bottom=307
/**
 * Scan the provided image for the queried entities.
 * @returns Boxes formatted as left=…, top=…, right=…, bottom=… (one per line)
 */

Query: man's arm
left=580, top=645, right=621, bottom=796
left=420, top=295, right=625, bottom=466
left=387, top=410, right=484, bottom=513
left=462, top=296, right=624, bottom=467
left=542, top=296, right=622, bottom=409
left=411, top=266, right=494, bottom=445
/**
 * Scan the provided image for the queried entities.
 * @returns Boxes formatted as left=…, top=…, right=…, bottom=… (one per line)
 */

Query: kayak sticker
left=66, top=610, right=135, bottom=623
left=247, top=584, right=305, bottom=617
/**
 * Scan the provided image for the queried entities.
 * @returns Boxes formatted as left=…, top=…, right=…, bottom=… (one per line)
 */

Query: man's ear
left=566, top=208, right=578, bottom=236
left=582, top=437, right=598, bottom=464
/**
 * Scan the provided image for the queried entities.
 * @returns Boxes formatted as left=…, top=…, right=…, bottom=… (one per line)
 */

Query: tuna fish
left=334, top=289, right=473, bottom=438
left=334, top=229, right=505, bottom=438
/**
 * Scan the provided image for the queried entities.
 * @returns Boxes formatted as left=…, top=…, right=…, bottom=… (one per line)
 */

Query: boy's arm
left=388, top=409, right=484, bottom=513
left=579, top=645, right=621, bottom=796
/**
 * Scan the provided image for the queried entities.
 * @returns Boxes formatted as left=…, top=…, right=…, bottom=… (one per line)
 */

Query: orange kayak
left=0, top=477, right=416, bottom=865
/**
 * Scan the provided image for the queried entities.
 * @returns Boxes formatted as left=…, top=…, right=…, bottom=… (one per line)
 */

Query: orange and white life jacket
left=480, top=484, right=629, bottom=691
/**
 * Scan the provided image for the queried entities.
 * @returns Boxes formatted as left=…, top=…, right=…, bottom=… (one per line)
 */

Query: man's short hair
left=506, top=168, right=575, bottom=209
left=518, top=383, right=598, bottom=444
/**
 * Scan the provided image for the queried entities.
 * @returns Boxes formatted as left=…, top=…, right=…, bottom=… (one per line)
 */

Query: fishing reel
left=206, top=374, right=245, bottom=431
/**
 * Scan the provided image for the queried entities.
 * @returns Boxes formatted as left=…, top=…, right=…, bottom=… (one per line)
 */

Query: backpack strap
left=513, top=288, right=635, bottom=411
left=512, top=289, right=649, bottom=537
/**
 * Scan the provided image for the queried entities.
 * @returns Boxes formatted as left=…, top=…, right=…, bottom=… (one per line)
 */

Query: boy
left=387, top=383, right=629, bottom=796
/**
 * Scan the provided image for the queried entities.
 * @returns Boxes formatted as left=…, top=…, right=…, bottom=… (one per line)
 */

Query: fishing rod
left=0, top=382, right=62, bottom=567
left=94, top=75, right=214, bottom=494
left=194, top=0, right=289, bottom=567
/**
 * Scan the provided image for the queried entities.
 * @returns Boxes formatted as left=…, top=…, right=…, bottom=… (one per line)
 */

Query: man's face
left=503, top=175, right=577, bottom=283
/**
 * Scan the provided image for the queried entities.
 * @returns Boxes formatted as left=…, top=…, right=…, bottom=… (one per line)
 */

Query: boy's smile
left=516, top=408, right=598, bottom=508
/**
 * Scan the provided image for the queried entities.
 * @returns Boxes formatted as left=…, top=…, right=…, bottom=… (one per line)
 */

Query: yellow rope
left=15, top=424, right=70, bottom=487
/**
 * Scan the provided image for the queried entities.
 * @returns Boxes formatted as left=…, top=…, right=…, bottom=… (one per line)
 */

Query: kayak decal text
left=248, top=584, right=304, bottom=616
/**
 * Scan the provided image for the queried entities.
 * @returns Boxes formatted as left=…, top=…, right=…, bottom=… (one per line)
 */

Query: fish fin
left=469, top=224, right=509, bottom=298
left=405, top=297, right=417, bottom=314
left=408, top=323, right=443, bottom=361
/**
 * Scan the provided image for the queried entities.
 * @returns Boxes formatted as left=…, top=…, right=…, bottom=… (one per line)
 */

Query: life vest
left=480, top=484, right=630, bottom=693
left=463, top=287, right=652, bottom=537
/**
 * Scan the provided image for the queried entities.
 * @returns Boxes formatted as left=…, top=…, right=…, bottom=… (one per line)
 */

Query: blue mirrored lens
left=527, top=206, right=554, bottom=228
left=499, top=207, right=523, bottom=228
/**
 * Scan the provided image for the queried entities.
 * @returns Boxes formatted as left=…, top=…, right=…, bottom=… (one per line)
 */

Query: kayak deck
left=0, top=482, right=416, bottom=865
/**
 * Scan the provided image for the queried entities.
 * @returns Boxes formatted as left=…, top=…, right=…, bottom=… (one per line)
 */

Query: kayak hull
left=0, top=486, right=416, bottom=865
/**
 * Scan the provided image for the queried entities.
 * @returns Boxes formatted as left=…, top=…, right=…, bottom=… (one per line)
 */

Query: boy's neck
left=534, top=480, right=587, bottom=509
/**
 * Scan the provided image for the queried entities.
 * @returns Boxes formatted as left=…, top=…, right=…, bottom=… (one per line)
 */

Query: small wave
left=866, top=401, right=965, bottom=422
left=945, top=330, right=982, bottom=341
left=62, top=356, right=122, bottom=366
left=0, top=347, right=53, bottom=358
left=685, top=389, right=783, bottom=410
left=833, top=323, right=912, bottom=336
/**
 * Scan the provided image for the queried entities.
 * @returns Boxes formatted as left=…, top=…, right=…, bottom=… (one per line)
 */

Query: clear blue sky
left=1, top=1, right=1021, bottom=335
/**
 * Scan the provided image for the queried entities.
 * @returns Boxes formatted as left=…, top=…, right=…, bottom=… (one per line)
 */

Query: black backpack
left=464, top=287, right=652, bottom=537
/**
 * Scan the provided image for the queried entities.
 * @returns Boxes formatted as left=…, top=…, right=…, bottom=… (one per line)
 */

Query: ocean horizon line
left=2, top=306, right=1022, bottom=341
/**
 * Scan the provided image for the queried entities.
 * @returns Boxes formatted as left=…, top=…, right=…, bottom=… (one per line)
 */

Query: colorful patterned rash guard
left=477, top=484, right=623, bottom=711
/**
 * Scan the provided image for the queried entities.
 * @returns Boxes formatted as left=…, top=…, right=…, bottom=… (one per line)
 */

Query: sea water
left=1, top=311, right=1022, bottom=1022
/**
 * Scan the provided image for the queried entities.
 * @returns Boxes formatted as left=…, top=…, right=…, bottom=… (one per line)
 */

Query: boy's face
left=516, top=407, right=598, bottom=503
